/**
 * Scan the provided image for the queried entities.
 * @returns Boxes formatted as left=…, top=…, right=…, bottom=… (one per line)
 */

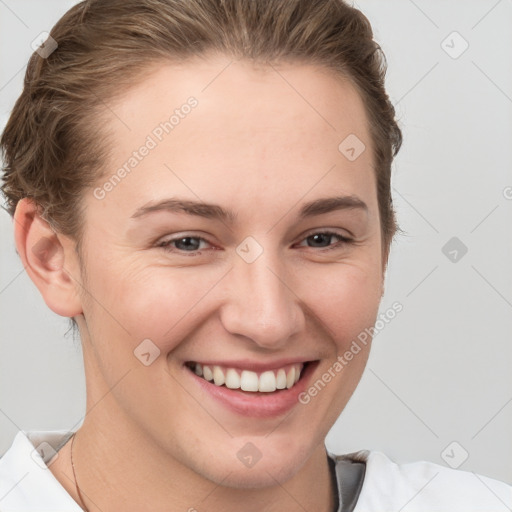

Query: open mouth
left=185, top=361, right=313, bottom=393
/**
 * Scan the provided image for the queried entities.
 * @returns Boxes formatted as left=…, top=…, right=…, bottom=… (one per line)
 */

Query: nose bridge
left=220, top=246, right=304, bottom=347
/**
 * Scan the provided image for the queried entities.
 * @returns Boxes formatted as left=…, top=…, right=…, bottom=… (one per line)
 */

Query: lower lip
left=184, top=361, right=319, bottom=418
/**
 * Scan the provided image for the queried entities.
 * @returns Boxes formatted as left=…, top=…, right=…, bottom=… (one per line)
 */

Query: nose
left=219, top=248, right=305, bottom=349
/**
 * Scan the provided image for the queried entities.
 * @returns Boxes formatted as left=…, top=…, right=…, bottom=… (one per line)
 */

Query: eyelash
left=156, top=230, right=353, bottom=255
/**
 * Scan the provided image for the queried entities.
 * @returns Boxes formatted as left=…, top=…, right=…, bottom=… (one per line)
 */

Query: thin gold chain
left=70, top=433, right=91, bottom=512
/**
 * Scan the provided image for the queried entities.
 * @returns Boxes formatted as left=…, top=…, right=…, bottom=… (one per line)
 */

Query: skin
left=14, top=54, right=387, bottom=512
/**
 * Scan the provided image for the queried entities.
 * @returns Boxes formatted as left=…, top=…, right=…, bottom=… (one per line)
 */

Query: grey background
left=1, top=0, right=511, bottom=485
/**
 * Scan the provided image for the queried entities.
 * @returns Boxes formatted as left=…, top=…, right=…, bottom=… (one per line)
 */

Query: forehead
left=94, top=55, right=375, bottom=220
left=109, top=55, right=371, bottom=146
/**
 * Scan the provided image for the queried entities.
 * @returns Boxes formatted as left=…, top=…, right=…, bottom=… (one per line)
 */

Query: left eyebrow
left=130, top=194, right=368, bottom=223
left=298, top=195, right=368, bottom=219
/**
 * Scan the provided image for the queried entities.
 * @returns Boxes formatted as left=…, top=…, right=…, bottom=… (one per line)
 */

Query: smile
left=185, top=361, right=306, bottom=393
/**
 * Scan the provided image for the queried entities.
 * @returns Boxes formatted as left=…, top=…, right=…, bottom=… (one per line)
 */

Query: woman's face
left=74, top=55, right=384, bottom=486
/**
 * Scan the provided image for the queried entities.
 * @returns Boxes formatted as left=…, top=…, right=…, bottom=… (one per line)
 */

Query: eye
left=156, top=230, right=352, bottom=255
left=157, top=235, right=212, bottom=253
left=296, top=230, right=353, bottom=250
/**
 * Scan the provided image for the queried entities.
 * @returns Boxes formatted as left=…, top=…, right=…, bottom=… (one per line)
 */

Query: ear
left=13, top=198, right=83, bottom=317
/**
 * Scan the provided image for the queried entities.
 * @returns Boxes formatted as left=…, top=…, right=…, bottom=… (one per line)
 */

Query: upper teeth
left=191, top=362, right=303, bottom=392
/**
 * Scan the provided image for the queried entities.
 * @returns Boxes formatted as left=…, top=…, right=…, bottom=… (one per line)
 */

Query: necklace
left=70, top=433, right=91, bottom=512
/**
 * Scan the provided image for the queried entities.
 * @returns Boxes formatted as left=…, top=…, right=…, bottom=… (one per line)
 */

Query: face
left=73, top=54, right=384, bottom=487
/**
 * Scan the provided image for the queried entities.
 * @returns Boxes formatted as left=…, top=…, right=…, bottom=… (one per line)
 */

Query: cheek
left=297, top=261, right=382, bottom=348
left=83, top=255, right=228, bottom=351
left=289, top=264, right=380, bottom=428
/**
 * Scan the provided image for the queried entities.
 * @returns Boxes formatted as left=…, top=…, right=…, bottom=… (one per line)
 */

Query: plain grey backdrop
left=1, top=0, right=511, bottom=485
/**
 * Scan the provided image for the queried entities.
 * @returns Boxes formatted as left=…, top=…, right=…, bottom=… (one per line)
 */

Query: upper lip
left=185, top=358, right=316, bottom=372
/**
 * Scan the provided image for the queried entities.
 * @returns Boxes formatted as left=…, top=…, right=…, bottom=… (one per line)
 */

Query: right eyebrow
left=130, top=198, right=238, bottom=224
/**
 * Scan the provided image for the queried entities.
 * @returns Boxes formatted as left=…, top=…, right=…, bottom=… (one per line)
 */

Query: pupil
left=309, top=234, right=331, bottom=247
left=176, top=237, right=200, bottom=251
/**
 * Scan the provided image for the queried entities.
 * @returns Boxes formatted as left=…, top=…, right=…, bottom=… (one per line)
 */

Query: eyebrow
left=130, top=195, right=368, bottom=223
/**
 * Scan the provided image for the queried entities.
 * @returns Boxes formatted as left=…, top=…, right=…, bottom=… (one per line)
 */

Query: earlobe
left=13, top=198, right=83, bottom=318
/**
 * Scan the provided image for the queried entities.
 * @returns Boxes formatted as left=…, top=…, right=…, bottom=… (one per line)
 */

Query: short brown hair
left=1, top=0, right=402, bottom=261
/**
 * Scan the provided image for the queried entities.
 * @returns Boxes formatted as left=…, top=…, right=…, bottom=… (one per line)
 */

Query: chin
left=204, top=460, right=302, bottom=490
left=191, top=439, right=314, bottom=489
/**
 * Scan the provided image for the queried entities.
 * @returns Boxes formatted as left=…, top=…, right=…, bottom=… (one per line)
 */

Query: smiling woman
left=0, top=1, right=510, bottom=512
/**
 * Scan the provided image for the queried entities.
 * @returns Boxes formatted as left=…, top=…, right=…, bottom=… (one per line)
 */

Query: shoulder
left=331, top=449, right=512, bottom=512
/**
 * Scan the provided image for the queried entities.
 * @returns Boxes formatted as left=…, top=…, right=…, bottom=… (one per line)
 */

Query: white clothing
left=0, top=430, right=510, bottom=511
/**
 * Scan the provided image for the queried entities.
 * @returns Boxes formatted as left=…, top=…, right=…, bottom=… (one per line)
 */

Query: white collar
left=0, top=430, right=82, bottom=511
